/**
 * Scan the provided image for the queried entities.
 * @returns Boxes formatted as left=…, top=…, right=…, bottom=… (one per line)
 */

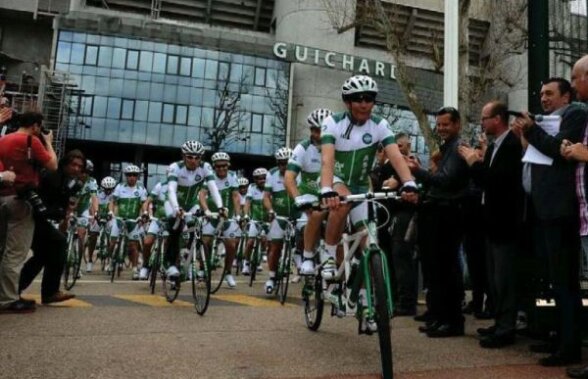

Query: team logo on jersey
left=362, top=133, right=373, bottom=144
left=225, top=181, right=229, bottom=187
left=322, top=125, right=327, bottom=131
left=134, top=191, right=139, bottom=196
left=195, top=175, right=202, bottom=182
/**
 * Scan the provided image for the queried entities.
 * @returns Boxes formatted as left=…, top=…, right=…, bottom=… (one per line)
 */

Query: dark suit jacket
left=524, top=103, right=587, bottom=220
left=471, top=130, right=524, bottom=242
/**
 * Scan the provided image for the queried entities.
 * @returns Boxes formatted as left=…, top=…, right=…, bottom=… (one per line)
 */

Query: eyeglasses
left=215, top=164, right=229, bottom=169
left=254, top=176, right=266, bottom=180
left=349, top=94, right=376, bottom=103
left=185, top=155, right=201, bottom=160
left=126, top=173, right=139, bottom=177
left=277, top=161, right=288, bottom=166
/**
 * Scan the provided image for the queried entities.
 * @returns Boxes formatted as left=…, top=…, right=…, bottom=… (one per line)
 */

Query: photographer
left=18, top=150, right=85, bottom=304
left=0, top=111, right=57, bottom=314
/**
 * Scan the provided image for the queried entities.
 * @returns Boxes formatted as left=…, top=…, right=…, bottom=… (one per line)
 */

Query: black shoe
left=0, top=300, right=36, bottom=314
left=567, top=365, right=588, bottom=379
left=479, top=333, right=515, bottom=349
left=19, top=297, right=36, bottom=306
left=418, top=320, right=440, bottom=333
left=477, top=325, right=496, bottom=336
left=462, top=301, right=480, bottom=315
left=474, top=310, right=494, bottom=320
left=414, top=311, right=433, bottom=322
left=529, top=343, right=556, bottom=354
left=539, top=353, right=581, bottom=367
left=426, top=323, right=465, bottom=338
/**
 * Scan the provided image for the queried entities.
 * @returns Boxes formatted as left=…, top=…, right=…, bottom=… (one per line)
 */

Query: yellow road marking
left=113, top=295, right=192, bottom=307
left=214, top=294, right=293, bottom=307
left=22, top=295, right=92, bottom=308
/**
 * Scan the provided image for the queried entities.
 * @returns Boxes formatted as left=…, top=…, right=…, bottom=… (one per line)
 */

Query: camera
left=20, top=189, right=48, bottom=218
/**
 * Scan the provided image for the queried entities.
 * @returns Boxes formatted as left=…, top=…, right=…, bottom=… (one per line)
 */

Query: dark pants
left=462, top=196, right=491, bottom=313
left=486, top=239, right=518, bottom=336
left=390, top=210, right=418, bottom=312
left=19, top=218, right=67, bottom=299
left=536, top=216, right=582, bottom=358
left=419, top=202, right=464, bottom=325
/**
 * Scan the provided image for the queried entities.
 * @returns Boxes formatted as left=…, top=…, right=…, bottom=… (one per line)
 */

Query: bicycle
left=109, top=217, right=137, bottom=283
left=242, top=220, right=267, bottom=287
left=272, top=215, right=299, bottom=305
left=189, top=212, right=212, bottom=315
left=205, top=214, right=228, bottom=295
left=63, top=215, right=83, bottom=290
left=301, top=191, right=398, bottom=379
left=94, top=218, right=111, bottom=271
left=146, top=217, right=167, bottom=295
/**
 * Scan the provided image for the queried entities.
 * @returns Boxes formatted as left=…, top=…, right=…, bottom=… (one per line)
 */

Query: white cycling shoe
left=300, top=259, right=315, bottom=276
left=139, top=267, right=149, bottom=280
left=225, top=274, right=236, bottom=288
left=320, top=257, right=337, bottom=280
left=242, top=262, right=250, bottom=276
left=166, top=265, right=180, bottom=279
left=265, top=279, right=275, bottom=294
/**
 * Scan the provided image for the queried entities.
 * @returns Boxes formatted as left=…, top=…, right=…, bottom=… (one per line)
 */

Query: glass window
left=177, top=86, right=190, bottom=104
left=162, top=103, right=175, bottom=123
left=73, top=32, right=86, bottom=43
left=121, top=99, right=135, bottom=120
left=153, top=53, right=166, bottom=73
left=179, top=57, right=191, bottom=76
left=122, top=79, right=137, bottom=98
left=190, top=87, right=203, bottom=106
left=56, top=41, right=72, bottom=63
left=150, top=83, right=164, bottom=102
left=242, top=65, right=254, bottom=86
left=95, top=77, right=110, bottom=96
left=109, top=78, right=124, bottom=97
left=266, top=68, right=277, bottom=89
left=93, top=96, right=107, bottom=117
left=148, top=102, right=162, bottom=122
left=166, top=55, right=179, bottom=75
left=264, top=114, right=275, bottom=131
left=80, top=96, right=93, bottom=116
left=132, top=122, right=147, bottom=145
left=98, top=46, right=112, bottom=67
left=251, top=114, right=263, bottom=133
left=84, top=45, right=98, bottom=65
left=114, top=37, right=127, bottom=48
left=204, top=60, right=218, bottom=80
left=70, top=43, right=85, bottom=65
left=112, top=48, right=126, bottom=69
left=135, top=100, right=149, bottom=121
left=188, top=106, right=201, bottom=126
left=192, top=58, right=205, bottom=78
left=60, top=31, right=73, bottom=42
left=86, top=33, right=100, bottom=44
left=107, top=97, right=121, bottom=119
left=230, top=64, right=242, bottom=83
left=202, top=89, right=216, bottom=108
left=218, top=62, right=230, bottom=82
left=153, top=42, right=167, bottom=53
left=254, top=67, right=266, bottom=86
left=126, top=50, right=139, bottom=70
left=176, top=105, right=188, bottom=125
left=139, top=51, right=153, bottom=72
left=201, top=107, right=214, bottom=128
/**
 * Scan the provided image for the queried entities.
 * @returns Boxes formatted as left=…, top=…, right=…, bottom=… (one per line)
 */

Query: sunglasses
left=277, top=161, right=288, bottom=166
left=126, top=173, right=139, bottom=177
left=215, top=164, right=229, bottom=169
left=349, top=94, right=376, bottom=103
left=185, top=155, right=201, bottom=160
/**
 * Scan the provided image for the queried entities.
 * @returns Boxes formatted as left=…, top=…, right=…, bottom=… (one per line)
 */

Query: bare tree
left=202, top=72, right=250, bottom=152
left=266, top=70, right=289, bottom=150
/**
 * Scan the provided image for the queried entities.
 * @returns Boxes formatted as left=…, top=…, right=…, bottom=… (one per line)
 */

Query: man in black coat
left=459, top=101, right=524, bottom=348
left=513, top=77, right=587, bottom=366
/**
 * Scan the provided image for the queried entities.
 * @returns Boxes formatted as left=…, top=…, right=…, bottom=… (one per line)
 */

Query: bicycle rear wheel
left=303, top=274, right=324, bottom=331
left=110, top=240, right=120, bottom=283
left=209, top=239, right=226, bottom=294
left=64, top=236, right=79, bottom=290
left=369, top=251, right=393, bottom=379
left=163, top=269, right=181, bottom=303
left=277, top=239, right=292, bottom=304
left=192, top=242, right=211, bottom=315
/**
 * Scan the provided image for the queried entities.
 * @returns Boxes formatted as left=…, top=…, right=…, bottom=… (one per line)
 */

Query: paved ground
left=0, top=268, right=583, bottom=379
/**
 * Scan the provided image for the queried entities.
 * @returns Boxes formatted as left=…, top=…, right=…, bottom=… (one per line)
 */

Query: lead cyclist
left=318, top=75, right=418, bottom=284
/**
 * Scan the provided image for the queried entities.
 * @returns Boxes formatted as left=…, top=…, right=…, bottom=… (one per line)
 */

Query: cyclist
left=242, top=167, right=268, bottom=276
left=140, top=179, right=168, bottom=280
left=319, top=75, right=417, bottom=282
left=165, top=140, right=225, bottom=280
left=74, top=159, right=99, bottom=273
left=199, top=151, right=242, bottom=288
left=285, top=108, right=333, bottom=277
left=237, top=177, right=249, bottom=208
left=95, top=176, right=117, bottom=264
left=263, top=147, right=300, bottom=294
left=109, top=164, right=149, bottom=280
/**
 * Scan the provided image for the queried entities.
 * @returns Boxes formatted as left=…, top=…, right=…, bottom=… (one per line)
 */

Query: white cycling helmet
left=237, top=177, right=249, bottom=187
left=341, top=75, right=378, bottom=97
left=307, top=108, right=333, bottom=128
left=253, top=168, right=268, bottom=178
left=181, top=140, right=205, bottom=155
left=86, top=159, right=94, bottom=173
left=100, top=176, right=117, bottom=189
left=211, top=151, right=230, bottom=163
left=274, top=147, right=292, bottom=160
left=124, top=164, right=142, bottom=175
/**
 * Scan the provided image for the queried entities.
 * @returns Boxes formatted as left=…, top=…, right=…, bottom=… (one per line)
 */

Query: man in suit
left=512, top=77, right=587, bottom=366
left=459, top=101, right=524, bottom=348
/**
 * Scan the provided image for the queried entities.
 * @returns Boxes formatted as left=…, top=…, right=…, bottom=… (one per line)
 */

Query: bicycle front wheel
left=303, top=274, right=324, bottom=331
left=209, top=239, right=226, bottom=294
left=192, top=243, right=211, bottom=315
left=64, top=236, right=79, bottom=290
left=369, top=251, right=393, bottom=379
left=149, top=239, right=163, bottom=295
left=277, top=239, right=292, bottom=305
left=248, top=239, right=260, bottom=287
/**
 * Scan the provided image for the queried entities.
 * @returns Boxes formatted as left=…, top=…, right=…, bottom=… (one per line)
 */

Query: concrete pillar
left=443, top=0, right=459, bottom=108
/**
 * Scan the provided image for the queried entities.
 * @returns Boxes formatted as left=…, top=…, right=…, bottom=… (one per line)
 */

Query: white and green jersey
left=204, top=171, right=238, bottom=215
left=97, top=189, right=114, bottom=218
left=113, top=182, right=148, bottom=220
left=287, top=139, right=321, bottom=196
left=149, top=181, right=168, bottom=219
left=167, top=161, right=214, bottom=210
left=239, top=192, right=247, bottom=207
left=246, top=184, right=266, bottom=221
left=321, top=112, right=396, bottom=192
left=75, top=176, right=98, bottom=214
left=265, top=168, right=299, bottom=218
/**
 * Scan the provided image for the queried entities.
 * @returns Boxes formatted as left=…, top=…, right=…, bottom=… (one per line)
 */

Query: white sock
left=269, top=271, right=276, bottom=279
left=324, top=244, right=337, bottom=260
left=303, top=250, right=315, bottom=259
